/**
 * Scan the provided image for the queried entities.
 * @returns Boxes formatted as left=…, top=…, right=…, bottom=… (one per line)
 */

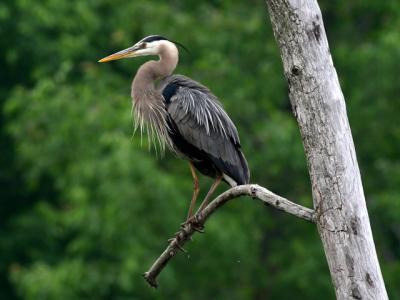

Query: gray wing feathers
left=168, top=82, right=239, bottom=138
left=163, top=75, right=249, bottom=183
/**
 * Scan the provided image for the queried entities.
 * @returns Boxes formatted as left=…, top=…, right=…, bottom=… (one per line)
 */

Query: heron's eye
left=140, top=42, right=147, bottom=49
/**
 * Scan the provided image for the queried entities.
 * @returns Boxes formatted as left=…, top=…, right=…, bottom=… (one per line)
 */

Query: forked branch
left=143, top=184, right=315, bottom=287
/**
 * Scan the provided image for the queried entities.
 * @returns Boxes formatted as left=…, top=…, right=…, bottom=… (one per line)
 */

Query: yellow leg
left=186, top=162, right=200, bottom=220
left=197, top=175, right=222, bottom=213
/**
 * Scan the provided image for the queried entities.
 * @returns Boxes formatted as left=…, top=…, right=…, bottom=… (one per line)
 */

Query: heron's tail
left=218, top=149, right=250, bottom=187
left=236, top=150, right=250, bottom=185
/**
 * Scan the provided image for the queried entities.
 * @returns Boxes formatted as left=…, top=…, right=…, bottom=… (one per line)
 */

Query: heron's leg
left=186, top=162, right=200, bottom=220
left=196, top=175, right=222, bottom=213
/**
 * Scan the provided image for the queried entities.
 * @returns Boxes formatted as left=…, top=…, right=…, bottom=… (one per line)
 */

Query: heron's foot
left=180, top=215, right=204, bottom=233
left=180, top=214, right=198, bottom=227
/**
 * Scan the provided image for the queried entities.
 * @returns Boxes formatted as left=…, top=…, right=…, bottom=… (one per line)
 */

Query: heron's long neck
left=131, top=43, right=179, bottom=152
left=132, top=45, right=178, bottom=100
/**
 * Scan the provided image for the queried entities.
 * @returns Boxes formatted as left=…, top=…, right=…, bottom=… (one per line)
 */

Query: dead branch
left=143, top=183, right=315, bottom=287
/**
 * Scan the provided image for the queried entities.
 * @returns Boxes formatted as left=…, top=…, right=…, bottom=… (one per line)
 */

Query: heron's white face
left=99, top=39, right=176, bottom=62
left=131, top=40, right=164, bottom=57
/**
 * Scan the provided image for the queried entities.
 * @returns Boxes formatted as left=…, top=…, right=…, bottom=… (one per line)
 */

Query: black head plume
left=141, top=35, right=168, bottom=43
left=140, top=35, right=190, bottom=54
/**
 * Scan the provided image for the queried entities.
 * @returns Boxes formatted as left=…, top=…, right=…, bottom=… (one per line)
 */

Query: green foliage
left=0, top=0, right=399, bottom=299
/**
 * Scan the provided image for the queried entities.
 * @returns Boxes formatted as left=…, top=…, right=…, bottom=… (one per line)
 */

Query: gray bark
left=265, top=0, right=388, bottom=299
left=144, top=184, right=315, bottom=287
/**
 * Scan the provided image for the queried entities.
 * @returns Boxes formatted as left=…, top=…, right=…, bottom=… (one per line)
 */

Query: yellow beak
left=98, top=46, right=137, bottom=63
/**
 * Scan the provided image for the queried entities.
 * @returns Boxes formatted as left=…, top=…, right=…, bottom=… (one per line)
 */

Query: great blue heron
left=99, top=35, right=250, bottom=221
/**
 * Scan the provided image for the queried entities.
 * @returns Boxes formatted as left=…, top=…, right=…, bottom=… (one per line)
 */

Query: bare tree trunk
left=264, top=0, right=387, bottom=299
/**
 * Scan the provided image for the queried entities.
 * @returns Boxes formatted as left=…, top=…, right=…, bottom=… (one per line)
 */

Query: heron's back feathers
left=160, top=75, right=250, bottom=186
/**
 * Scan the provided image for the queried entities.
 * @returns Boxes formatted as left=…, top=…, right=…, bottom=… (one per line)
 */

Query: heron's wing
left=161, top=75, right=249, bottom=185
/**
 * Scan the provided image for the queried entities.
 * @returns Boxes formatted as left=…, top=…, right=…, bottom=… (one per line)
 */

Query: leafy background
left=0, top=0, right=399, bottom=299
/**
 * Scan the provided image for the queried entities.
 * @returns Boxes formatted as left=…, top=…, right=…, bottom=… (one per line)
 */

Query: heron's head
left=98, top=35, right=186, bottom=63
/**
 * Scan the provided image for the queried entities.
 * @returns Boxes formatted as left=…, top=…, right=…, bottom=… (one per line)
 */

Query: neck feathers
left=131, top=40, right=179, bottom=153
left=132, top=41, right=179, bottom=102
left=133, top=41, right=178, bottom=89
left=157, top=41, right=179, bottom=77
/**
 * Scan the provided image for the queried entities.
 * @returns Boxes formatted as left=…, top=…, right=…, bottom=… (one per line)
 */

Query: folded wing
left=161, top=75, right=250, bottom=185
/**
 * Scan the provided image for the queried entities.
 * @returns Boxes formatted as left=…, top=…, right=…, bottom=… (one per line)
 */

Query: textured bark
left=265, top=0, right=388, bottom=299
left=144, top=184, right=315, bottom=287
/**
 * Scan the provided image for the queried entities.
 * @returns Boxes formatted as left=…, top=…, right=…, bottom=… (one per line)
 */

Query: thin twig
left=143, top=184, right=315, bottom=287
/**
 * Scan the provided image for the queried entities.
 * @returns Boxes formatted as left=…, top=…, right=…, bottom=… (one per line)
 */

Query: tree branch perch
left=143, top=184, right=315, bottom=288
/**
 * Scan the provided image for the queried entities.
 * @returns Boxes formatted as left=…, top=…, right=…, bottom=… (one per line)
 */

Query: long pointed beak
left=98, top=46, right=138, bottom=63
